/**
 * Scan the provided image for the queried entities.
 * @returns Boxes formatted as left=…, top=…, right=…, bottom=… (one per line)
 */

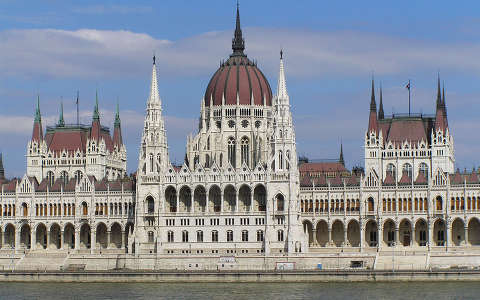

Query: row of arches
left=303, top=217, right=480, bottom=248
left=300, top=199, right=360, bottom=214
left=155, top=184, right=275, bottom=213
left=17, top=201, right=134, bottom=218
left=0, top=222, right=134, bottom=251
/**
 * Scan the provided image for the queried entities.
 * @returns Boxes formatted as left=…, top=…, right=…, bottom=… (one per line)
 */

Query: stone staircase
left=15, top=252, right=68, bottom=271
left=374, top=251, right=428, bottom=270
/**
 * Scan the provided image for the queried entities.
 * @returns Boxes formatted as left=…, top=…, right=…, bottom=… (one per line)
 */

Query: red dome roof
left=203, top=5, right=272, bottom=107
left=204, top=56, right=272, bottom=107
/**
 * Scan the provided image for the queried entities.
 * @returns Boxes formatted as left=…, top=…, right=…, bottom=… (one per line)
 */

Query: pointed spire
left=370, top=78, right=376, bottom=112
left=58, top=101, right=65, bottom=127
left=34, top=94, right=41, bottom=123
left=367, top=78, right=378, bottom=133
left=93, top=90, right=100, bottom=121
left=32, top=95, right=43, bottom=142
left=148, top=56, right=161, bottom=104
left=0, top=153, right=4, bottom=180
left=113, top=100, right=123, bottom=148
left=276, top=49, right=289, bottom=101
left=339, top=143, right=345, bottom=166
left=436, top=74, right=441, bottom=109
left=378, top=84, right=384, bottom=120
left=231, top=1, right=245, bottom=56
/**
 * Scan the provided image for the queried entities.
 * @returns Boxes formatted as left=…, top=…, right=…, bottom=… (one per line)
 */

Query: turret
left=434, top=76, right=448, bottom=132
left=378, top=84, right=384, bottom=120
left=58, top=101, right=65, bottom=127
left=339, top=143, right=345, bottom=166
left=0, top=153, right=4, bottom=180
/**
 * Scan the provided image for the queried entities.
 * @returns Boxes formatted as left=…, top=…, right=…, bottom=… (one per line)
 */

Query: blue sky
left=1, top=0, right=480, bottom=177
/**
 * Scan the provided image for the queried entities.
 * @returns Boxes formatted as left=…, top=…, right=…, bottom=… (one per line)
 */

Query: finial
left=153, top=53, right=156, bottom=65
left=370, top=76, right=376, bottom=112
left=93, top=90, right=100, bottom=121
left=339, top=142, right=345, bottom=166
left=114, top=98, right=121, bottom=127
left=231, top=1, right=245, bottom=55
left=35, top=94, right=42, bottom=122
left=378, top=82, right=384, bottom=120
left=280, top=49, right=283, bottom=59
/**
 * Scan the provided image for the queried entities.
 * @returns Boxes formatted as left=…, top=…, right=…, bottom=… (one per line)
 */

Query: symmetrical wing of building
left=0, top=6, right=479, bottom=257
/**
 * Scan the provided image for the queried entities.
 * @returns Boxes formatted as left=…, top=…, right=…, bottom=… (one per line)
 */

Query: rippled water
left=0, top=282, right=477, bottom=299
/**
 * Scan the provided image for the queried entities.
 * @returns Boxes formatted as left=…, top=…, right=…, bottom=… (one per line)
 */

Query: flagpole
left=408, top=79, right=411, bottom=116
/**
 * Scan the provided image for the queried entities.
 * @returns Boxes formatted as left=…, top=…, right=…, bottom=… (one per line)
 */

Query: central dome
left=203, top=6, right=272, bottom=107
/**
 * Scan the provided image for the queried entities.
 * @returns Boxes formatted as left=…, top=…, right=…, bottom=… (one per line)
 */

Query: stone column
left=74, top=228, right=80, bottom=250
left=46, top=229, right=50, bottom=250
left=121, top=230, right=125, bottom=250
left=31, top=230, right=36, bottom=251
left=91, top=230, right=96, bottom=253
left=394, top=225, right=399, bottom=248
left=60, top=230, right=64, bottom=250
left=176, top=192, right=180, bottom=213
left=464, top=226, right=469, bottom=246
left=14, top=230, right=20, bottom=252
left=205, top=193, right=209, bottom=214
left=343, top=224, right=348, bottom=247
left=445, top=219, right=450, bottom=250
left=360, top=220, right=365, bottom=251
left=428, top=219, right=433, bottom=249
left=220, top=191, right=224, bottom=213
left=310, top=228, right=316, bottom=246
left=235, top=192, right=239, bottom=213
left=107, top=231, right=111, bottom=249
left=328, top=225, right=332, bottom=246
left=250, top=191, right=254, bottom=212
left=378, top=220, right=383, bottom=250
left=190, top=193, right=194, bottom=214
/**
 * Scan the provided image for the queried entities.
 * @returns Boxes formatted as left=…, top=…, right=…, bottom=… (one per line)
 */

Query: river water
left=0, top=282, right=476, bottom=299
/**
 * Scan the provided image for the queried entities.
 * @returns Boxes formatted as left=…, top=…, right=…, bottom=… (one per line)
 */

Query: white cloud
left=2, top=27, right=480, bottom=80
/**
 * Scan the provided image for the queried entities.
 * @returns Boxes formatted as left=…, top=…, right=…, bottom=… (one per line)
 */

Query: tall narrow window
left=419, top=163, right=428, bottom=179
left=60, top=171, right=69, bottom=185
left=157, top=154, right=161, bottom=172
left=402, top=163, right=412, bottom=178
left=386, top=163, right=396, bottom=178
left=279, top=151, right=284, bottom=170
left=74, top=170, right=83, bottom=184
left=47, top=171, right=55, bottom=186
left=228, top=137, right=236, bottom=167
left=149, top=153, right=154, bottom=172
left=286, top=150, right=290, bottom=170
left=211, top=230, right=218, bottom=242
left=241, top=137, right=249, bottom=167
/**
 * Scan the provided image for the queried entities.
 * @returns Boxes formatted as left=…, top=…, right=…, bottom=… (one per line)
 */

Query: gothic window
left=386, top=163, right=396, bottom=178
left=207, top=137, right=210, bottom=151
left=148, top=231, right=154, bottom=243
left=228, top=137, right=236, bottom=167
left=279, top=151, right=284, bottom=170
left=241, top=137, right=249, bottom=166
left=157, top=154, right=161, bottom=172
left=149, top=153, right=154, bottom=173
left=219, top=153, right=223, bottom=167
left=47, top=171, right=55, bottom=186
left=228, top=120, right=235, bottom=128
left=74, top=170, right=83, bottom=184
left=257, top=230, right=264, bottom=242
left=419, top=163, right=428, bottom=179
left=402, top=163, right=412, bottom=178
left=146, top=196, right=154, bottom=214
left=241, top=120, right=249, bottom=128
left=60, top=171, right=69, bottom=185
left=255, top=120, right=261, bottom=128
left=205, top=154, right=210, bottom=168
left=277, top=230, right=284, bottom=242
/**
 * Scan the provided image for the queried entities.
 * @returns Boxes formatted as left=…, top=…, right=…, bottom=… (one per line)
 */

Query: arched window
left=149, top=153, right=154, bottom=172
left=205, top=154, right=210, bottom=168
left=196, top=230, right=203, bottom=242
left=22, top=203, right=28, bottom=216
left=402, top=163, right=412, bottom=178
left=436, top=196, right=443, bottom=211
left=242, top=230, right=248, bottom=242
left=219, top=153, right=223, bottom=168
left=211, top=230, right=218, bottom=242
left=148, top=231, right=154, bottom=243
left=367, top=197, right=374, bottom=212
left=82, top=202, right=88, bottom=216
left=167, top=231, right=174, bottom=242
left=241, top=137, right=249, bottom=166
left=276, top=194, right=284, bottom=211
left=419, top=163, right=428, bottom=179
left=146, top=196, right=154, bottom=214
left=228, top=137, right=236, bottom=167
left=157, top=154, right=161, bottom=172
left=386, top=163, right=396, bottom=178
left=182, top=230, right=189, bottom=242
left=47, top=171, right=55, bottom=186
left=277, top=229, right=284, bottom=242
left=226, top=230, right=233, bottom=242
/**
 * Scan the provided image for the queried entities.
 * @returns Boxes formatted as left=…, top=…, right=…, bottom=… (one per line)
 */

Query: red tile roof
left=299, top=162, right=347, bottom=173
left=414, top=172, right=428, bottom=185
left=398, top=171, right=412, bottom=185
left=383, top=173, right=395, bottom=186
left=387, top=119, right=427, bottom=144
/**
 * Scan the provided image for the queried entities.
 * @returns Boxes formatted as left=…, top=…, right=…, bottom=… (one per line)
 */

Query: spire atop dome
left=367, top=78, right=378, bottom=133
left=339, top=143, right=345, bottom=166
left=34, top=94, right=41, bottom=123
left=58, top=101, right=65, bottom=127
left=378, top=83, right=384, bottom=120
left=436, top=74, right=441, bottom=109
left=276, top=49, right=289, bottom=101
left=93, top=90, right=100, bottom=121
left=231, top=2, right=245, bottom=56
left=148, top=57, right=161, bottom=104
